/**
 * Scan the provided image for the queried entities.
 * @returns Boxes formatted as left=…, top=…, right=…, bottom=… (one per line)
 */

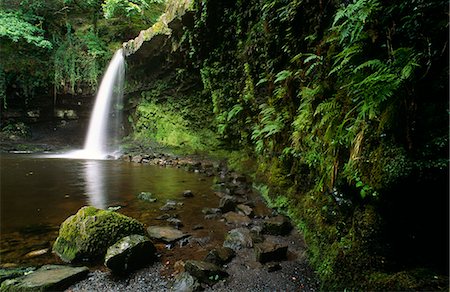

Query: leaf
left=274, top=70, right=292, bottom=83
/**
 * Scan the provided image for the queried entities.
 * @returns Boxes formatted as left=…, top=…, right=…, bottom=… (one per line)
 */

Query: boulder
left=52, top=206, right=146, bottom=263
left=104, top=235, right=156, bottom=273
left=262, top=216, right=292, bottom=236
left=172, top=272, right=201, bottom=292
left=0, top=265, right=88, bottom=291
left=204, top=247, right=235, bottom=266
left=254, top=241, right=288, bottom=263
left=147, top=226, right=190, bottom=243
left=223, top=228, right=253, bottom=250
left=137, top=192, right=157, bottom=202
left=184, top=260, right=228, bottom=285
left=223, top=212, right=251, bottom=226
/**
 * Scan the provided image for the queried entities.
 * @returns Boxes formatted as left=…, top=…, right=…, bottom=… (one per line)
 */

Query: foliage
left=103, top=0, right=165, bottom=22
left=0, top=11, right=52, bottom=49
left=185, top=0, right=448, bottom=289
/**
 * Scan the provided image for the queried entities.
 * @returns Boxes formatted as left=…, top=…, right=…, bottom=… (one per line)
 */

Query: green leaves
left=0, top=11, right=52, bottom=49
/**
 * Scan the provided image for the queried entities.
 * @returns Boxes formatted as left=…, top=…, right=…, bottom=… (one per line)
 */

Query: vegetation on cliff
left=125, top=0, right=448, bottom=289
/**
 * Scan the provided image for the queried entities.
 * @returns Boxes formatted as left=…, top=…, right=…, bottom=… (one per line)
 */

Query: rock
left=132, top=155, right=143, bottom=163
left=52, top=206, right=146, bottom=263
left=223, top=212, right=251, bottom=226
left=236, top=204, right=254, bottom=217
left=201, top=208, right=221, bottom=215
left=107, top=206, right=122, bottom=212
left=172, top=272, right=201, bottom=292
left=182, top=190, right=194, bottom=198
left=24, top=248, right=49, bottom=258
left=167, top=218, right=183, bottom=229
left=137, top=192, right=157, bottom=202
left=0, top=265, right=88, bottom=291
left=204, top=247, right=235, bottom=266
left=267, top=263, right=282, bottom=272
left=192, top=224, right=204, bottom=230
left=204, top=214, right=220, bottom=220
left=254, top=241, right=288, bottom=263
left=223, top=228, right=253, bottom=250
left=262, top=216, right=292, bottom=236
left=0, top=267, right=35, bottom=284
left=218, top=195, right=236, bottom=213
left=147, top=226, right=190, bottom=243
left=160, top=200, right=177, bottom=211
left=156, top=214, right=171, bottom=220
left=184, top=260, right=228, bottom=285
left=104, top=235, right=156, bottom=273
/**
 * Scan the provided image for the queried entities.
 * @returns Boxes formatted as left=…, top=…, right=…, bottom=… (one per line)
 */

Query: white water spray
left=59, top=49, right=125, bottom=160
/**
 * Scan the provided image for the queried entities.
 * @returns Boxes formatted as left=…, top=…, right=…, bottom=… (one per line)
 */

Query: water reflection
left=83, top=160, right=106, bottom=209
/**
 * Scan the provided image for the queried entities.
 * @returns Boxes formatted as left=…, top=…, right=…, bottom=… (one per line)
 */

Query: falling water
left=60, top=49, right=125, bottom=160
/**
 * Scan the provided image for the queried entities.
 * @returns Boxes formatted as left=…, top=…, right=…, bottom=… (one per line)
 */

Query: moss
left=52, top=206, right=146, bottom=263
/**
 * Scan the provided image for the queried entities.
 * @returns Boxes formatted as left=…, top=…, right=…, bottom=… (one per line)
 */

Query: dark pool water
left=0, top=153, right=230, bottom=266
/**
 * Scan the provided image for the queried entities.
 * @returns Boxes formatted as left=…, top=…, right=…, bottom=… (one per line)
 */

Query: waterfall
left=60, top=49, right=125, bottom=160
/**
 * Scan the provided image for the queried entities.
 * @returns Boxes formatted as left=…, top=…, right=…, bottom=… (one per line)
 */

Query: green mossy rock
left=52, top=206, right=146, bottom=263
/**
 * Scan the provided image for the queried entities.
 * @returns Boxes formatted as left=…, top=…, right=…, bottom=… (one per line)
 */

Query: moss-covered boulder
left=52, top=206, right=146, bottom=263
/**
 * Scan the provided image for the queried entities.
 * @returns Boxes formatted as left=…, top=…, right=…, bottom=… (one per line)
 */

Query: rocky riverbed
left=0, top=150, right=320, bottom=291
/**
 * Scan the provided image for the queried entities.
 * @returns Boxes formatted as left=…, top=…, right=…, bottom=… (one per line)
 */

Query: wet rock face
left=104, top=235, right=156, bottom=273
left=223, top=212, right=251, bottom=226
left=52, top=206, right=146, bottom=263
left=0, top=265, right=88, bottom=291
left=184, top=260, right=228, bottom=285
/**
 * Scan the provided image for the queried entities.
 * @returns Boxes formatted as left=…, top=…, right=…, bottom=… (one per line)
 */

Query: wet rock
left=201, top=208, right=221, bottom=215
left=132, top=155, right=143, bottom=163
left=0, top=265, right=88, bottom=291
left=147, top=226, right=190, bottom=243
left=236, top=204, right=254, bottom=217
left=192, top=225, right=204, bottom=230
left=0, top=267, right=35, bottom=284
left=223, top=228, right=253, bottom=250
left=107, top=206, right=122, bottom=212
left=160, top=200, right=177, bottom=211
left=120, top=155, right=131, bottom=162
left=223, top=212, right=251, bottom=226
left=262, top=216, right=292, bottom=236
left=167, top=218, right=183, bottom=229
left=172, top=272, right=201, bottom=292
left=204, top=247, right=235, bottom=266
left=24, top=248, right=49, bottom=259
left=218, top=195, right=236, bottom=213
left=204, top=214, right=221, bottom=220
left=156, top=214, right=171, bottom=220
left=184, top=260, right=228, bottom=285
left=137, top=192, right=157, bottom=202
left=267, top=263, right=282, bottom=272
left=104, top=235, right=156, bottom=273
left=182, top=190, right=194, bottom=198
left=255, top=241, right=288, bottom=264
left=52, top=206, right=146, bottom=263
